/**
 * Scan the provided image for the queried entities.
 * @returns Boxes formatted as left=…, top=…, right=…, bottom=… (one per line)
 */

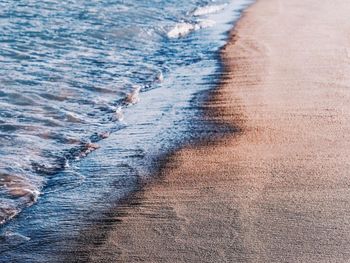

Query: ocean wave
left=0, top=0, right=252, bottom=235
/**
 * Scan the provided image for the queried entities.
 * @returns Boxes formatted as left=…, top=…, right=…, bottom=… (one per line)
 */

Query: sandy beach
left=72, top=0, right=350, bottom=262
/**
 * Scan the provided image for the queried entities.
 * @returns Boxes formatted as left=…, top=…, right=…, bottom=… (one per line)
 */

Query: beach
left=71, top=0, right=350, bottom=262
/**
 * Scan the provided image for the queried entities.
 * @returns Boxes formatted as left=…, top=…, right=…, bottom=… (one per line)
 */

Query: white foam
left=22, top=188, right=40, bottom=202
left=125, top=85, right=141, bottom=104
left=167, top=20, right=216, bottom=38
left=167, top=22, right=198, bottom=38
left=112, top=106, right=124, bottom=122
left=3, top=231, right=31, bottom=243
left=198, top=19, right=216, bottom=28
left=193, top=4, right=227, bottom=16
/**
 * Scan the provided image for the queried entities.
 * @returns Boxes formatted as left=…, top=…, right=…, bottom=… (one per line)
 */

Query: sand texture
left=80, top=0, right=350, bottom=262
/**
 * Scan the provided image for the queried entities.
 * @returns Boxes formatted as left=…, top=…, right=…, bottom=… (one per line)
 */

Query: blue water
left=0, top=0, right=251, bottom=261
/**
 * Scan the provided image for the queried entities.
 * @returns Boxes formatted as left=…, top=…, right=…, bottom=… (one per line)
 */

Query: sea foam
left=167, top=22, right=198, bottom=38
left=125, top=85, right=141, bottom=105
left=112, top=106, right=124, bottom=122
left=167, top=20, right=215, bottom=38
left=193, top=4, right=227, bottom=16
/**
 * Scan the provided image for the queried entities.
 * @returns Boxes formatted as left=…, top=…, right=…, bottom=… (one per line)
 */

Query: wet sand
left=83, top=0, right=350, bottom=262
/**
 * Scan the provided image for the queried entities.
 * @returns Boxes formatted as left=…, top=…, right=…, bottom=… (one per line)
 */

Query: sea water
left=0, top=0, right=251, bottom=261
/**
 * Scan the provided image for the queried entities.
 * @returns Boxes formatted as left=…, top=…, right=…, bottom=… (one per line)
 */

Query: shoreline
left=62, top=56, right=242, bottom=263
left=0, top=2, right=253, bottom=261
left=71, top=0, right=350, bottom=262
left=64, top=2, right=254, bottom=261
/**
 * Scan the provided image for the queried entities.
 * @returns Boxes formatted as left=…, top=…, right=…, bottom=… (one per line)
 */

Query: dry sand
left=83, top=0, right=350, bottom=262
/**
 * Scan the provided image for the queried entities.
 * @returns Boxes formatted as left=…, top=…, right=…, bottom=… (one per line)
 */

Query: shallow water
left=0, top=0, right=251, bottom=261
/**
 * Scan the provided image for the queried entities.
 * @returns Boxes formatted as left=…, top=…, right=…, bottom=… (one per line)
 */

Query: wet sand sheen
left=82, top=0, right=350, bottom=262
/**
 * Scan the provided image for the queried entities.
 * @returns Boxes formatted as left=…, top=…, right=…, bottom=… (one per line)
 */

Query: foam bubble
left=8, top=188, right=40, bottom=202
left=167, top=20, right=215, bottom=39
left=125, top=86, right=141, bottom=105
left=112, top=106, right=124, bottom=122
left=167, top=22, right=198, bottom=38
left=193, top=4, right=227, bottom=16
left=198, top=19, right=216, bottom=29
